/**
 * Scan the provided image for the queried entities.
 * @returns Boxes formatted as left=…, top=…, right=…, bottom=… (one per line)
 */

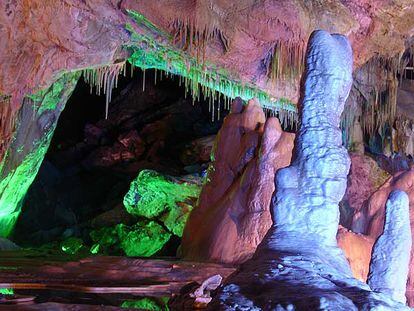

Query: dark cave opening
left=12, top=66, right=228, bottom=257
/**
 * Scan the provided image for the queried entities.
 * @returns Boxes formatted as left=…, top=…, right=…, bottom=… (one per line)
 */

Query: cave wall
left=0, top=73, right=80, bottom=237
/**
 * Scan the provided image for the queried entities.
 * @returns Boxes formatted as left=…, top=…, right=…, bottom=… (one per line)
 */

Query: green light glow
left=125, top=10, right=297, bottom=126
left=117, top=221, right=171, bottom=257
left=123, top=170, right=200, bottom=236
left=121, top=297, right=169, bottom=310
left=0, top=288, right=13, bottom=295
left=90, top=220, right=171, bottom=257
left=0, top=73, right=80, bottom=237
left=60, top=237, right=84, bottom=255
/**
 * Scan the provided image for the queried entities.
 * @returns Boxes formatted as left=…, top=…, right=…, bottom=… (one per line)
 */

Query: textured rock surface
left=340, top=153, right=390, bottom=229
left=182, top=98, right=294, bottom=263
left=89, top=220, right=171, bottom=257
left=0, top=73, right=80, bottom=237
left=337, top=226, right=374, bottom=282
left=124, top=169, right=201, bottom=237
left=368, top=190, right=412, bottom=304
left=2, top=0, right=414, bottom=104
left=210, top=30, right=409, bottom=310
left=2, top=0, right=414, bottom=239
left=351, top=167, right=414, bottom=306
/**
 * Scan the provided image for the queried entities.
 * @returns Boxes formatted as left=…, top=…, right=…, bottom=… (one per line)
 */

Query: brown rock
left=180, top=135, right=215, bottom=165
left=118, top=130, right=146, bottom=158
left=337, top=226, right=375, bottom=282
left=341, top=153, right=390, bottom=228
left=181, top=98, right=295, bottom=264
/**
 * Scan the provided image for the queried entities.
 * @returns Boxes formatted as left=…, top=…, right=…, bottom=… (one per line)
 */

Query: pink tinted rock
left=118, top=130, right=146, bottom=158
left=341, top=153, right=389, bottom=228
left=181, top=98, right=294, bottom=264
left=351, top=167, right=414, bottom=306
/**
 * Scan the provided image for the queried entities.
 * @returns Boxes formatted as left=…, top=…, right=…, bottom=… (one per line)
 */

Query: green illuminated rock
left=117, top=221, right=171, bottom=257
left=123, top=170, right=201, bottom=236
left=60, top=237, right=84, bottom=255
left=0, top=288, right=13, bottom=295
left=0, top=72, right=80, bottom=237
left=121, top=297, right=168, bottom=310
left=90, top=226, right=120, bottom=255
left=126, top=10, right=296, bottom=117
left=90, top=220, right=171, bottom=257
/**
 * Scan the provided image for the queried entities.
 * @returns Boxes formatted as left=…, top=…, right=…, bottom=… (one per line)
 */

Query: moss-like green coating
left=123, top=170, right=200, bottom=236
left=0, top=72, right=80, bottom=237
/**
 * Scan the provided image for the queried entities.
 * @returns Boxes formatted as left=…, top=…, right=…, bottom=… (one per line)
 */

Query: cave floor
left=0, top=250, right=235, bottom=309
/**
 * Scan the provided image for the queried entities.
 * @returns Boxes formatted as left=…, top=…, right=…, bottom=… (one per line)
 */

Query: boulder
left=123, top=169, right=201, bottom=237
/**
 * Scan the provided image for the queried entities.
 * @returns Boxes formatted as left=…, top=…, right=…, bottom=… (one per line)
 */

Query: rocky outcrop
left=3, top=0, right=414, bottom=107
left=0, top=73, right=80, bottom=237
left=2, top=1, right=414, bottom=239
left=211, top=30, right=410, bottom=310
left=124, top=170, right=201, bottom=237
left=181, top=98, right=294, bottom=263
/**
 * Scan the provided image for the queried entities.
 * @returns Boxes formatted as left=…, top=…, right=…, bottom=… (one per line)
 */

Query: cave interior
left=2, top=1, right=414, bottom=310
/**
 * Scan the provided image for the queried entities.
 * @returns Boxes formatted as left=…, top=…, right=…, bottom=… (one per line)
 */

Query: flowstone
left=210, top=30, right=411, bottom=310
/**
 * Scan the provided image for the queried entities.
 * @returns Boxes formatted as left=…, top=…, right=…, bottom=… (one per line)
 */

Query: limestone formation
left=368, top=190, right=412, bottom=304
left=182, top=98, right=294, bottom=263
left=210, top=30, right=410, bottom=310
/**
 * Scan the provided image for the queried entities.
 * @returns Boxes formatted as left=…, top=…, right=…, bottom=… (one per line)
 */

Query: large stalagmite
left=210, top=30, right=411, bottom=310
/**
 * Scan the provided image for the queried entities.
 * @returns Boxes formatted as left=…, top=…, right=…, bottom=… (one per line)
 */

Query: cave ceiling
left=1, top=0, right=414, bottom=110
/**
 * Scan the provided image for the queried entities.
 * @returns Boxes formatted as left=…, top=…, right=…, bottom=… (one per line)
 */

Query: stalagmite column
left=210, top=30, right=410, bottom=311
left=271, top=30, right=352, bottom=247
left=368, top=190, right=412, bottom=304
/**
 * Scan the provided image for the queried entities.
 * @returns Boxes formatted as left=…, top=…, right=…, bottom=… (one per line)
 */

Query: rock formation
left=348, top=166, right=414, bottom=305
left=336, top=226, right=375, bottom=282
left=210, top=30, right=411, bottom=310
left=368, top=190, right=412, bottom=304
left=340, top=153, right=390, bottom=229
left=2, top=1, right=414, bottom=238
left=0, top=73, right=80, bottom=237
left=182, top=98, right=294, bottom=263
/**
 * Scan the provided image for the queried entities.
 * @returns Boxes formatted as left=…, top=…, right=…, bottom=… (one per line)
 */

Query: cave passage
left=12, top=66, right=227, bottom=259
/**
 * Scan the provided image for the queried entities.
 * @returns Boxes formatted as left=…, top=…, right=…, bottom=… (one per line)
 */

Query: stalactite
left=268, top=39, right=306, bottom=83
left=171, top=18, right=230, bottom=64
left=82, top=61, right=127, bottom=119
left=127, top=9, right=297, bottom=130
left=361, top=56, right=399, bottom=140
